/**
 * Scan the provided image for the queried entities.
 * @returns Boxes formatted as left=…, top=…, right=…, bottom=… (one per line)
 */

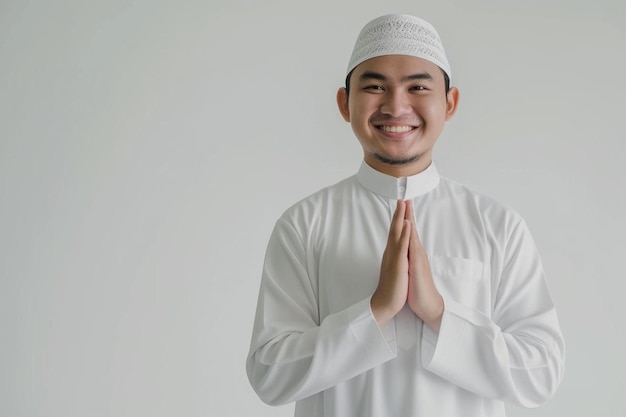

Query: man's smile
left=377, top=125, right=416, bottom=133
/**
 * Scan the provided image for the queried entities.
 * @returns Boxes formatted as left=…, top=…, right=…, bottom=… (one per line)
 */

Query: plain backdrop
left=1, top=0, right=625, bottom=416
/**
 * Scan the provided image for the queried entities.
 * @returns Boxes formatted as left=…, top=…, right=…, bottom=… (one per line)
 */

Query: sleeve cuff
left=421, top=297, right=471, bottom=377
left=347, top=297, right=397, bottom=364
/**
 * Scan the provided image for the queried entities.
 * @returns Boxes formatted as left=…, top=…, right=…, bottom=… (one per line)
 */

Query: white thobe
left=247, top=161, right=565, bottom=417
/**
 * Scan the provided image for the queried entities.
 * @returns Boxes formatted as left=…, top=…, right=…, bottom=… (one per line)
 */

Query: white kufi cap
left=347, top=14, right=451, bottom=80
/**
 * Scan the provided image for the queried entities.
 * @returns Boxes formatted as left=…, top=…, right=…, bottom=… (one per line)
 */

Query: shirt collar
left=356, top=160, right=440, bottom=199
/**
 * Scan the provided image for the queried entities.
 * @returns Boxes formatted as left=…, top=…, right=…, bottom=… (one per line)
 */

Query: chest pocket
left=430, top=255, right=490, bottom=314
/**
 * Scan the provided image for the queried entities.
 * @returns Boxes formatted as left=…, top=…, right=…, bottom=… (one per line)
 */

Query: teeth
left=379, top=125, right=414, bottom=133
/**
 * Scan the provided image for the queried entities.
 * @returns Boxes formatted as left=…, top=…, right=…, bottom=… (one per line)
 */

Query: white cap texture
left=347, top=14, right=451, bottom=80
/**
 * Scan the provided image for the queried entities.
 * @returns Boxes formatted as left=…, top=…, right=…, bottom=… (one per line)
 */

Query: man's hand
left=370, top=200, right=411, bottom=325
left=370, top=200, right=444, bottom=332
left=405, top=200, right=444, bottom=332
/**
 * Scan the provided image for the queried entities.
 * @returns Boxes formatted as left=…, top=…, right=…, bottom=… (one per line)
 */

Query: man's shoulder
left=438, top=175, right=524, bottom=224
left=279, top=174, right=358, bottom=222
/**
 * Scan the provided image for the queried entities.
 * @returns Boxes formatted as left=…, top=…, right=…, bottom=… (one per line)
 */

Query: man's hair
left=344, top=68, right=451, bottom=97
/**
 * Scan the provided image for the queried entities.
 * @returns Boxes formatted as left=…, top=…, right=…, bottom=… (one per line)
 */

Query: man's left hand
left=405, top=200, right=445, bottom=332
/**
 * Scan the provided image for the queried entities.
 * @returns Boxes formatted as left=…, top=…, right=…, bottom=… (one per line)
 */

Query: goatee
left=374, top=152, right=422, bottom=166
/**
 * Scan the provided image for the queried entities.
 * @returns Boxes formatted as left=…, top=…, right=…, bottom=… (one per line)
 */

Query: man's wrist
left=370, top=297, right=396, bottom=326
left=422, top=295, right=444, bottom=333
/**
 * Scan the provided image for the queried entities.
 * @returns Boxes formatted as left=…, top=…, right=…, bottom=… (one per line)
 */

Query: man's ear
left=445, top=87, right=460, bottom=121
left=336, top=87, right=350, bottom=122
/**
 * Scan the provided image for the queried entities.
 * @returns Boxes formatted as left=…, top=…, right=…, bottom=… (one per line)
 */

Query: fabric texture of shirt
left=247, top=161, right=565, bottom=417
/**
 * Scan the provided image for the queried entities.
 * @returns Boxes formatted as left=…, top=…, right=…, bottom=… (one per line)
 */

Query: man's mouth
left=377, top=125, right=416, bottom=133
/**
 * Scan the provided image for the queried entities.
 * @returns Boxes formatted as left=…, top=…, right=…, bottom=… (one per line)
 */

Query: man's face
left=337, top=55, right=458, bottom=176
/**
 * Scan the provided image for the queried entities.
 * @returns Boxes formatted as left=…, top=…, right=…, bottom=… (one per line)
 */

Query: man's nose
left=380, top=90, right=411, bottom=117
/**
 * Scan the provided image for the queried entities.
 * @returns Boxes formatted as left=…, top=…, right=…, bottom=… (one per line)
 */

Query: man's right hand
left=370, top=200, right=412, bottom=325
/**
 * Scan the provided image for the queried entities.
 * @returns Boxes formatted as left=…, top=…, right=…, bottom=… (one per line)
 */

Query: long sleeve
left=246, top=217, right=396, bottom=406
left=421, top=219, right=565, bottom=408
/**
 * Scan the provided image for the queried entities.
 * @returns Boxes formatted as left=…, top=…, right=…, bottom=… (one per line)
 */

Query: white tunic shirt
left=247, top=162, right=565, bottom=417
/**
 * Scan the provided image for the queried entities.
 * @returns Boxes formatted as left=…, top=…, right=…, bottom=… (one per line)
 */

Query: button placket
left=398, top=177, right=407, bottom=200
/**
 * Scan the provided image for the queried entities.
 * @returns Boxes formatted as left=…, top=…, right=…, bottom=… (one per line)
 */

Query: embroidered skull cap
left=346, top=14, right=451, bottom=80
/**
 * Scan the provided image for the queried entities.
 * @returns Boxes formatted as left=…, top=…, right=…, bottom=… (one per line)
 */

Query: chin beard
left=374, top=152, right=422, bottom=166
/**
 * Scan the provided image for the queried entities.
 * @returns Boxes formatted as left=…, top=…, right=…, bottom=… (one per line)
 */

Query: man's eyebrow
left=403, top=72, right=433, bottom=82
left=358, top=71, right=387, bottom=82
left=358, top=71, right=434, bottom=83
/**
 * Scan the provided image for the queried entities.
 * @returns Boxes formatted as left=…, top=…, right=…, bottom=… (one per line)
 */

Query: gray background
left=1, top=0, right=624, bottom=416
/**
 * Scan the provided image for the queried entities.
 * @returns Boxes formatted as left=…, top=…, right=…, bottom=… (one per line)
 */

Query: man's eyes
left=363, top=85, right=384, bottom=91
left=362, top=85, right=428, bottom=92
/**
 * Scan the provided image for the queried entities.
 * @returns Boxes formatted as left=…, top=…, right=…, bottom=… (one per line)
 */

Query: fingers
left=396, top=201, right=413, bottom=253
left=403, top=199, right=443, bottom=331
left=373, top=201, right=412, bottom=326
left=388, top=199, right=407, bottom=245
left=399, top=219, right=411, bottom=254
left=404, top=199, right=414, bottom=221
left=404, top=199, right=424, bottom=251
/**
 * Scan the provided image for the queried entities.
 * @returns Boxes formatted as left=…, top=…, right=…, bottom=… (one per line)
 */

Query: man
left=246, top=14, right=565, bottom=417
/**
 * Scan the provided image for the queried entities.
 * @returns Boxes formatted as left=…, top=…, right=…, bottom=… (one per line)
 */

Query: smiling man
left=247, top=14, right=565, bottom=417
left=338, top=54, right=457, bottom=177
